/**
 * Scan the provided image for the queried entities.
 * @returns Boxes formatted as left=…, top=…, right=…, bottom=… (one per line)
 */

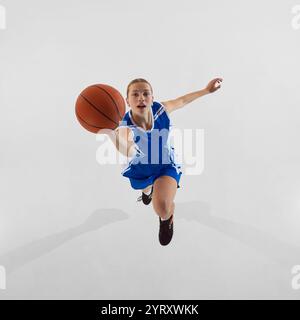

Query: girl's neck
left=131, top=108, right=152, bottom=131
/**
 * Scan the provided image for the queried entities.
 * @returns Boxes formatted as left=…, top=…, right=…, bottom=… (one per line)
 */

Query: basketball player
left=109, top=78, right=222, bottom=246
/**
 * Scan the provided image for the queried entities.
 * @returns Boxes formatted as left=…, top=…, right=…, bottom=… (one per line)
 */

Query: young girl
left=109, top=78, right=222, bottom=246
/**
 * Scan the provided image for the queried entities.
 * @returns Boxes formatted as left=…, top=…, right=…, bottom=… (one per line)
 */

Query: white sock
left=161, top=215, right=172, bottom=221
left=143, top=188, right=152, bottom=195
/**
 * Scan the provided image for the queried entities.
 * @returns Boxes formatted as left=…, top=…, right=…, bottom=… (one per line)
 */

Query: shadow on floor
left=0, top=209, right=129, bottom=274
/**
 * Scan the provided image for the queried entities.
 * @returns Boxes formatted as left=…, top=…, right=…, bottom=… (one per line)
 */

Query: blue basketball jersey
left=119, top=101, right=181, bottom=181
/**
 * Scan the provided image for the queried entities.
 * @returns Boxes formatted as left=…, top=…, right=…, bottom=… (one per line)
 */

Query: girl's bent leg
left=152, top=176, right=177, bottom=220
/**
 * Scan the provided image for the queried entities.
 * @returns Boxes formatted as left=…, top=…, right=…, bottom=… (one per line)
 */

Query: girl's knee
left=153, top=199, right=173, bottom=216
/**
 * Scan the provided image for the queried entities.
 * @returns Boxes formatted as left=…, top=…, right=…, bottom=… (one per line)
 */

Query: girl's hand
left=205, top=78, right=223, bottom=93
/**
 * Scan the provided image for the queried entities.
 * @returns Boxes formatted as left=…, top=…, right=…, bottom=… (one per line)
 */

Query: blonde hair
left=126, top=78, right=153, bottom=98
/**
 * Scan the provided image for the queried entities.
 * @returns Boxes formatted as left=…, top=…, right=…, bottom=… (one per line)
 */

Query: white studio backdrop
left=0, top=0, right=300, bottom=299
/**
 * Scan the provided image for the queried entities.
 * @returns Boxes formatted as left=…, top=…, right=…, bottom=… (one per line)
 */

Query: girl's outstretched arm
left=106, top=127, right=136, bottom=158
left=161, top=77, right=223, bottom=113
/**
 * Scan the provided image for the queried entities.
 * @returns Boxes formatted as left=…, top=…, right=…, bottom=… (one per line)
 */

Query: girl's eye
left=132, top=92, right=150, bottom=97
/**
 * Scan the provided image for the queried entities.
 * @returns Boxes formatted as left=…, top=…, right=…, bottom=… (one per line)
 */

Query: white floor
left=1, top=197, right=299, bottom=299
left=1, top=0, right=300, bottom=300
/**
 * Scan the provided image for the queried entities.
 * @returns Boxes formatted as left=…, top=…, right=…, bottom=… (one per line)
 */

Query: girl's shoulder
left=152, top=101, right=169, bottom=120
left=120, top=109, right=133, bottom=127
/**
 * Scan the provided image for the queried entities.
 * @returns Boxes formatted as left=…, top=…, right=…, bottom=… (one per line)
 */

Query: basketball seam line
left=79, top=94, right=118, bottom=126
left=93, top=85, right=123, bottom=120
left=75, top=108, right=110, bottom=130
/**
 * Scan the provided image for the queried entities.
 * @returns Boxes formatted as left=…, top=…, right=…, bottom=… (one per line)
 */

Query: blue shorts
left=125, top=164, right=182, bottom=190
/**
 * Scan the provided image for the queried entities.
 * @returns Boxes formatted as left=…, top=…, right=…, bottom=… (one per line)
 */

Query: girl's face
left=126, top=83, right=154, bottom=115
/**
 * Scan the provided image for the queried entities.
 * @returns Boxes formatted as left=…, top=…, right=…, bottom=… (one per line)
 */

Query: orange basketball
left=75, top=84, right=126, bottom=133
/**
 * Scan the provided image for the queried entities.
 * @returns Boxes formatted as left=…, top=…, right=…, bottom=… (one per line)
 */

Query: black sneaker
left=159, top=215, right=173, bottom=246
left=137, top=186, right=153, bottom=205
